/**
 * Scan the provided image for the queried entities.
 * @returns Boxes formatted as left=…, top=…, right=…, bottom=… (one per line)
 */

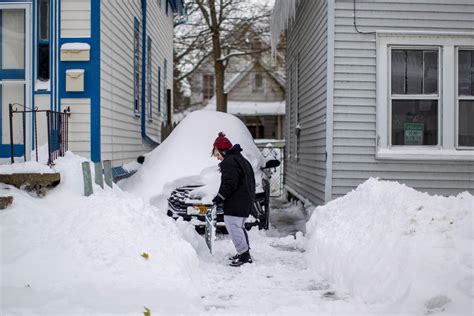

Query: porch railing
left=9, top=103, right=71, bottom=165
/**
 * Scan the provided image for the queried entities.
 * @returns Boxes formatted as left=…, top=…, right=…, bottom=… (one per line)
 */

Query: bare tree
left=174, top=0, right=273, bottom=112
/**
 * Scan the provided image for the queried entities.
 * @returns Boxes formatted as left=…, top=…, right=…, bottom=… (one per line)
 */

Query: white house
left=271, top=0, right=474, bottom=205
left=0, top=0, right=185, bottom=170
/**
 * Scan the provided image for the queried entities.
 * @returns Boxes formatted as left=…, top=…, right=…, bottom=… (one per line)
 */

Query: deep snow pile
left=0, top=152, right=203, bottom=314
left=121, top=110, right=264, bottom=209
left=305, top=178, right=473, bottom=314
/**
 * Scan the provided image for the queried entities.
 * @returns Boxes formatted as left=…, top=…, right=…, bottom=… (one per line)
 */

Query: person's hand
left=212, top=195, right=223, bottom=204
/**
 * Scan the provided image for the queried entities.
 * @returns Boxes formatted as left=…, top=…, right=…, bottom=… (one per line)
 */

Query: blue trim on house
left=57, top=0, right=101, bottom=162
left=147, top=35, right=152, bottom=119
left=0, top=144, right=24, bottom=157
left=140, top=0, right=159, bottom=146
left=0, top=69, right=25, bottom=79
left=133, top=17, right=139, bottom=114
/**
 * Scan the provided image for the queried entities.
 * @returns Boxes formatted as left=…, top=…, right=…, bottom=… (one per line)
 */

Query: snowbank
left=121, top=110, right=264, bottom=209
left=1, top=152, right=203, bottom=314
left=305, top=178, right=473, bottom=314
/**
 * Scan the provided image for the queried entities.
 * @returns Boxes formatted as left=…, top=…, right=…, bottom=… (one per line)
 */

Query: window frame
left=253, top=72, right=264, bottom=93
left=36, top=0, right=50, bottom=90
left=376, top=31, right=474, bottom=161
left=388, top=46, right=441, bottom=148
left=455, top=46, right=474, bottom=149
left=133, top=18, right=140, bottom=116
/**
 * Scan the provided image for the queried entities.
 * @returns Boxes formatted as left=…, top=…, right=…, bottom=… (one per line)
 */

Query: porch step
left=0, top=196, right=13, bottom=210
left=0, top=173, right=60, bottom=196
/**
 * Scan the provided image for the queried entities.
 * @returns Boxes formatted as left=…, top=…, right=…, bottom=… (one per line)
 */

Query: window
left=163, top=58, right=168, bottom=120
left=203, top=74, right=214, bottom=100
left=457, top=49, right=474, bottom=147
left=165, top=0, right=169, bottom=16
left=146, top=37, right=152, bottom=120
left=390, top=49, right=439, bottom=146
left=158, top=66, right=161, bottom=112
left=38, top=0, right=49, bottom=83
left=133, top=18, right=140, bottom=115
left=253, top=73, right=264, bottom=92
left=376, top=32, right=474, bottom=160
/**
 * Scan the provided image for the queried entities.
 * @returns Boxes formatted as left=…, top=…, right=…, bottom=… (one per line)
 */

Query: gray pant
left=224, top=215, right=249, bottom=254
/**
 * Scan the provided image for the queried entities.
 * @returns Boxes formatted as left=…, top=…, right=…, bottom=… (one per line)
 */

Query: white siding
left=61, top=0, right=91, bottom=38
left=285, top=0, right=328, bottom=205
left=62, top=98, right=90, bottom=158
left=332, top=0, right=474, bottom=197
left=100, top=0, right=174, bottom=167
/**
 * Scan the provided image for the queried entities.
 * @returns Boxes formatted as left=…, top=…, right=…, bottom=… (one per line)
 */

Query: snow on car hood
left=121, top=110, right=264, bottom=209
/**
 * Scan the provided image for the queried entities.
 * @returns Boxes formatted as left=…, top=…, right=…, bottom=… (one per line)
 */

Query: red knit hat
left=213, top=132, right=233, bottom=151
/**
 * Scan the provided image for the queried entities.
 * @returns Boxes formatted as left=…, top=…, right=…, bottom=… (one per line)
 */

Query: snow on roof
left=204, top=98, right=285, bottom=116
left=60, top=43, right=90, bottom=50
left=270, top=0, right=300, bottom=56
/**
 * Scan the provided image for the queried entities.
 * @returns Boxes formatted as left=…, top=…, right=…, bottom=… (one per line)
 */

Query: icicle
left=270, top=0, right=300, bottom=58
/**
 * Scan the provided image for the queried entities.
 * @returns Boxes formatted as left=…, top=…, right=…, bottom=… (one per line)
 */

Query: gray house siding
left=331, top=0, right=474, bottom=197
left=285, top=0, right=328, bottom=205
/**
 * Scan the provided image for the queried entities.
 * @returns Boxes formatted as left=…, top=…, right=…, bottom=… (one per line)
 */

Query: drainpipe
left=141, top=0, right=160, bottom=146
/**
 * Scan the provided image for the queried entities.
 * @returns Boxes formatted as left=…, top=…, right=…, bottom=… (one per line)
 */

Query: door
left=0, top=4, right=31, bottom=160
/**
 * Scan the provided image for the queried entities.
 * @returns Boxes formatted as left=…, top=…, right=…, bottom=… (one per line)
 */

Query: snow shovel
left=204, top=204, right=217, bottom=254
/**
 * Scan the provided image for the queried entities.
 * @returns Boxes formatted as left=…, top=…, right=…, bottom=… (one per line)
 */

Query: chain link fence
left=256, top=140, right=285, bottom=197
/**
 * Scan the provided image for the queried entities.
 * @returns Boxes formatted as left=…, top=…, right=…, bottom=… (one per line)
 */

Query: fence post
left=82, top=161, right=93, bottom=196
left=9, top=104, right=14, bottom=163
left=46, top=111, right=52, bottom=165
left=103, top=160, right=113, bottom=188
left=94, top=161, right=104, bottom=188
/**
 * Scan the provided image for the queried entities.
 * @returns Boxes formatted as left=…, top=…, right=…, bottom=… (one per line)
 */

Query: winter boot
left=228, top=253, right=240, bottom=261
left=229, top=250, right=252, bottom=267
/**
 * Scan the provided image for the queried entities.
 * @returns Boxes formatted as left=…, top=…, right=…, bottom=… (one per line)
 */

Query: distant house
left=0, top=0, right=185, bottom=168
left=271, top=0, right=474, bottom=205
left=185, top=24, right=286, bottom=139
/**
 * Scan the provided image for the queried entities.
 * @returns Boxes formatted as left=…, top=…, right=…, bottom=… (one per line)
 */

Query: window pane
left=458, top=50, right=474, bottom=96
left=391, top=49, right=438, bottom=95
left=406, top=51, right=423, bottom=94
left=39, top=0, right=49, bottom=41
left=423, top=51, right=438, bottom=94
left=391, top=50, right=406, bottom=94
left=459, top=100, right=474, bottom=146
left=391, top=100, right=438, bottom=145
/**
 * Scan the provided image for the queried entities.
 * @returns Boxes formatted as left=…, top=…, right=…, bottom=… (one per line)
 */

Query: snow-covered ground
left=1, top=152, right=473, bottom=315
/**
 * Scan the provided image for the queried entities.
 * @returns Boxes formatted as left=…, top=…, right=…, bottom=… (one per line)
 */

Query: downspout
left=324, top=0, right=335, bottom=203
left=141, top=0, right=160, bottom=146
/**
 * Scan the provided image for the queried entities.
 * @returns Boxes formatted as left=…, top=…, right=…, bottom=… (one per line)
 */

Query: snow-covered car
left=121, top=110, right=279, bottom=230
left=167, top=157, right=279, bottom=230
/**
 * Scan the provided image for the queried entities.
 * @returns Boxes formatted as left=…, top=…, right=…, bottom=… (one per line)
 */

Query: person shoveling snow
left=211, top=132, right=255, bottom=266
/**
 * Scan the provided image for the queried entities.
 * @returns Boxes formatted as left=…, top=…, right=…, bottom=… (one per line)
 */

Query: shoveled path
left=195, top=198, right=369, bottom=315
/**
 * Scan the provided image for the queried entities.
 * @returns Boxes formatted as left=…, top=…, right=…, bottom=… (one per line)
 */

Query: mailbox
left=60, top=43, right=90, bottom=61
left=66, top=69, right=85, bottom=92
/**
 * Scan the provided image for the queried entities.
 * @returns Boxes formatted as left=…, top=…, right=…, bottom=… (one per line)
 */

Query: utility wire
left=353, top=0, right=376, bottom=35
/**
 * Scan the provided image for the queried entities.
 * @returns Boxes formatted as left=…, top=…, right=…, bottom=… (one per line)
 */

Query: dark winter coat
left=217, top=144, right=256, bottom=217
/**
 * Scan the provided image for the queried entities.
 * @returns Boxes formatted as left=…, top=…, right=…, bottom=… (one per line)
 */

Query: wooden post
left=103, top=160, right=113, bottom=188
left=94, top=161, right=104, bottom=188
left=82, top=161, right=93, bottom=196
